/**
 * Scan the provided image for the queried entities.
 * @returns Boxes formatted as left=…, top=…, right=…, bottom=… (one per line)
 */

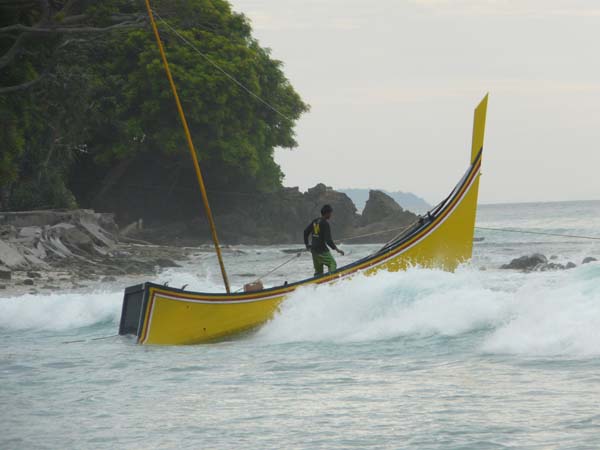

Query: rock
left=0, top=268, right=11, bottom=280
left=361, top=190, right=403, bottom=225
left=0, top=239, right=29, bottom=269
left=582, top=257, right=597, bottom=265
left=154, top=258, right=180, bottom=268
left=539, top=262, right=565, bottom=271
left=26, top=271, right=42, bottom=278
left=52, top=224, right=95, bottom=254
left=120, top=220, right=143, bottom=237
left=18, top=226, right=42, bottom=244
left=22, top=279, right=34, bottom=286
left=501, top=253, right=547, bottom=271
left=304, top=183, right=358, bottom=237
left=566, top=262, right=577, bottom=269
left=550, top=255, right=558, bottom=260
left=120, top=258, right=156, bottom=274
left=0, top=225, right=17, bottom=240
left=101, top=276, right=117, bottom=282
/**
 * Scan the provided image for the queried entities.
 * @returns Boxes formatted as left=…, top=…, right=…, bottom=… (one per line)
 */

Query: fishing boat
left=119, top=2, right=489, bottom=345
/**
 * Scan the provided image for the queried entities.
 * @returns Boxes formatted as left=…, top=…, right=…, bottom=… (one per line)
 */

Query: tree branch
left=0, top=19, right=145, bottom=34
left=59, top=14, right=87, bottom=24
left=0, top=0, right=39, bottom=7
left=0, top=32, right=27, bottom=69
left=0, top=73, right=45, bottom=94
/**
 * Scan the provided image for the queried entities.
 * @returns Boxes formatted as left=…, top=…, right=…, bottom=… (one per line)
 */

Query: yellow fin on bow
left=471, top=94, right=489, bottom=164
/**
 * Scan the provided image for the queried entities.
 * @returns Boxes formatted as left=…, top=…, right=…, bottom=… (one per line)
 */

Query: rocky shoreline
left=0, top=187, right=420, bottom=295
left=0, top=210, right=194, bottom=296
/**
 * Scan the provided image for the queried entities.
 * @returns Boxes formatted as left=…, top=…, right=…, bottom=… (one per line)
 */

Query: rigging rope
left=153, top=10, right=293, bottom=122
left=235, top=224, right=417, bottom=289
left=62, top=334, right=119, bottom=344
left=475, top=227, right=600, bottom=241
left=220, top=224, right=600, bottom=290
left=338, top=224, right=600, bottom=243
left=235, top=251, right=304, bottom=292
left=339, top=224, right=414, bottom=243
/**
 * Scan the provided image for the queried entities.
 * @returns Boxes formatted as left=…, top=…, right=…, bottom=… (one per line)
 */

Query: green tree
left=0, top=0, right=308, bottom=215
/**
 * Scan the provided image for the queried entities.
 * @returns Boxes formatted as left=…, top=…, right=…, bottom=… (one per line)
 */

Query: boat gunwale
left=137, top=149, right=483, bottom=303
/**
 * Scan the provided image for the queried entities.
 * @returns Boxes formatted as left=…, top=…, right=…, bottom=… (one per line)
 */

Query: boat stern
left=118, top=283, right=149, bottom=341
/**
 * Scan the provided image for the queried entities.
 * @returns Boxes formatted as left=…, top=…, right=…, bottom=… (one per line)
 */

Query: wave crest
left=257, top=264, right=600, bottom=356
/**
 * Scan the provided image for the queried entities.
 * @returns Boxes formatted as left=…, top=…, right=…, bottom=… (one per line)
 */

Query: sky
left=229, top=0, right=600, bottom=204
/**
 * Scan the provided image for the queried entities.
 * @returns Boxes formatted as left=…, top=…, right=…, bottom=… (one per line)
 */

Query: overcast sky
left=230, top=0, right=600, bottom=204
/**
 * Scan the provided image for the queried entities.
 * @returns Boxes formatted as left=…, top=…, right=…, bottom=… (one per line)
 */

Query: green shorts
left=312, top=250, right=337, bottom=276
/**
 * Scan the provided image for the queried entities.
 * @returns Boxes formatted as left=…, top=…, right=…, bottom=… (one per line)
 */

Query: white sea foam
left=257, top=263, right=600, bottom=356
left=482, top=263, right=600, bottom=356
left=256, top=267, right=508, bottom=343
left=1, top=260, right=599, bottom=356
left=0, top=290, right=123, bottom=331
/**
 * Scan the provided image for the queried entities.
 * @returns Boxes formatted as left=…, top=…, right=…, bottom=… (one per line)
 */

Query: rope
left=153, top=11, right=293, bottom=123
left=229, top=225, right=597, bottom=291
left=235, top=251, right=304, bottom=292
left=234, top=223, right=416, bottom=289
left=339, top=224, right=414, bottom=242
left=62, top=334, right=119, bottom=344
left=475, top=227, right=600, bottom=241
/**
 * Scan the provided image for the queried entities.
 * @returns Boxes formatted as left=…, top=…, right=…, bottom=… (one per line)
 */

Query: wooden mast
left=144, top=0, right=231, bottom=293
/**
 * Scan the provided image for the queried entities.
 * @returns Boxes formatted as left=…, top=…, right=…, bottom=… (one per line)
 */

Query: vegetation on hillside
left=0, top=0, right=308, bottom=216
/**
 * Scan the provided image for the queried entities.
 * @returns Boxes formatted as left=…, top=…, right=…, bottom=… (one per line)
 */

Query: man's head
left=321, top=204, right=333, bottom=220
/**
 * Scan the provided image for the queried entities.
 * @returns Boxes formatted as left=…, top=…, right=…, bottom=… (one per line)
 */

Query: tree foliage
left=0, top=0, right=308, bottom=214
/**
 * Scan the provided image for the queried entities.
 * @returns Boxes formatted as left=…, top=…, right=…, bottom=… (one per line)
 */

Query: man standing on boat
left=304, top=204, right=345, bottom=276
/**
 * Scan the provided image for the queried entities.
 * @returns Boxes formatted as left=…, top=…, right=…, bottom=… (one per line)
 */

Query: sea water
left=1, top=201, right=599, bottom=449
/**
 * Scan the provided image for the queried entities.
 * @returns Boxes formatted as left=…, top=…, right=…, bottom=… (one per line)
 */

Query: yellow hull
left=119, top=95, right=489, bottom=345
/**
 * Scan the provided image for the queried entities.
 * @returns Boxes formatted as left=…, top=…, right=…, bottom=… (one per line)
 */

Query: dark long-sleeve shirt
left=304, top=217, right=337, bottom=253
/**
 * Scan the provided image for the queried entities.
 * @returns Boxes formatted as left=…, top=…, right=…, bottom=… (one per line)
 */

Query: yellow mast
left=144, top=0, right=231, bottom=293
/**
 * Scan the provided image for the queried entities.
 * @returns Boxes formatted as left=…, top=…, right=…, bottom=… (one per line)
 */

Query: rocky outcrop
left=346, top=190, right=419, bottom=244
left=361, top=190, right=403, bottom=225
left=135, top=185, right=420, bottom=245
left=209, top=184, right=360, bottom=245
left=582, top=257, right=598, bottom=265
left=501, top=253, right=581, bottom=272
left=501, top=254, right=548, bottom=271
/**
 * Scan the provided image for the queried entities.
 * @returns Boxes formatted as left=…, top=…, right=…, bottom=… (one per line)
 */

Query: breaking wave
left=1, top=262, right=599, bottom=356
left=0, top=269, right=219, bottom=332
left=0, top=290, right=122, bottom=331
left=257, top=263, right=600, bottom=357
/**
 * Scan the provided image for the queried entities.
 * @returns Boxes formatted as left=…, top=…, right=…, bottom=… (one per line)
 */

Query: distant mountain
left=340, top=189, right=431, bottom=214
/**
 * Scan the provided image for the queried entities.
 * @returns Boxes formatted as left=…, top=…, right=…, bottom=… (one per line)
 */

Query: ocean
left=1, top=201, right=599, bottom=449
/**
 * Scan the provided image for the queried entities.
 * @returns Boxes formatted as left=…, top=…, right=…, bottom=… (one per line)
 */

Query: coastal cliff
left=131, top=185, right=420, bottom=246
